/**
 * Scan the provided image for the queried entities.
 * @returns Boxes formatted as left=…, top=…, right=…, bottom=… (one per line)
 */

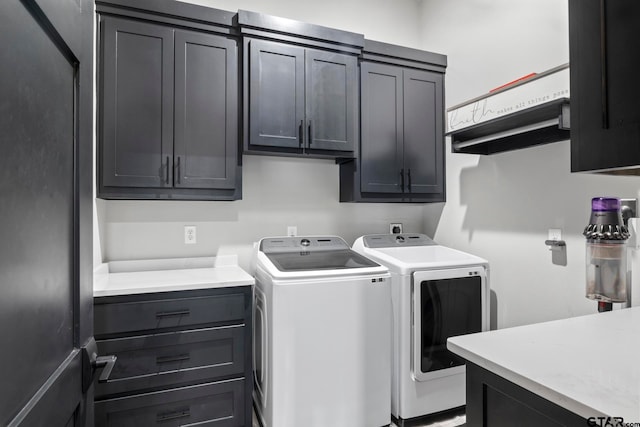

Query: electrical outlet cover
left=185, top=226, right=196, bottom=244
left=390, top=223, right=403, bottom=234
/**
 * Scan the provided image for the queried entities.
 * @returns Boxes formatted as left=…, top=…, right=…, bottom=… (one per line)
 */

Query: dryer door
left=412, top=266, right=487, bottom=382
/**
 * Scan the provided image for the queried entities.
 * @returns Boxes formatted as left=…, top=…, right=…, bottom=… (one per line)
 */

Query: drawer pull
left=156, top=309, right=190, bottom=319
left=156, top=407, right=190, bottom=422
left=156, top=353, right=190, bottom=365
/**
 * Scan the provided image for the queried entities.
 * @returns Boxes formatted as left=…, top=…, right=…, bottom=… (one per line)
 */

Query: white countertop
left=93, top=255, right=254, bottom=297
left=448, top=307, right=640, bottom=422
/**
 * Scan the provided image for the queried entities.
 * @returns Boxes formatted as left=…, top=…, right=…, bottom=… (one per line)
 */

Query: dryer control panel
left=362, top=233, right=437, bottom=248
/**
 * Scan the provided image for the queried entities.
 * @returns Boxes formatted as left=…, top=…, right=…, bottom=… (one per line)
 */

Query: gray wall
left=419, top=0, right=640, bottom=328
left=93, top=0, right=427, bottom=272
left=94, top=0, right=640, bottom=329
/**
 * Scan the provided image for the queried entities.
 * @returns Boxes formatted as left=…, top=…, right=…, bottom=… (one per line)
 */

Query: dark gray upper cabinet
left=248, top=39, right=305, bottom=149
left=341, top=41, right=446, bottom=203
left=570, top=0, right=640, bottom=174
left=403, top=69, right=444, bottom=194
left=174, top=30, right=238, bottom=190
left=97, top=0, right=240, bottom=200
left=101, top=17, right=174, bottom=189
left=239, top=10, right=362, bottom=158
left=360, top=63, right=403, bottom=194
left=360, top=65, right=443, bottom=195
left=305, top=49, right=358, bottom=152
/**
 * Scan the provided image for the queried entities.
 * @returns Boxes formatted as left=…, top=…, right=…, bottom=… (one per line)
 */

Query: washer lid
left=259, top=236, right=380, bottom=273
left=266, top=249, right=379, bottom=272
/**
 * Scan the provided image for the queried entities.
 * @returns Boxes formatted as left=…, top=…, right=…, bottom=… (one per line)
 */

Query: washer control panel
left=260, top=236, right=349, bottom=253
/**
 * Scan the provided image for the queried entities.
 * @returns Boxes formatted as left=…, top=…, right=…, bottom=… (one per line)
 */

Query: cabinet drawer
left=96, top=325, right=245, bottom=398
left=95, top=379, right=245, bottom=427
left=95, top=293, right=246, bottom=336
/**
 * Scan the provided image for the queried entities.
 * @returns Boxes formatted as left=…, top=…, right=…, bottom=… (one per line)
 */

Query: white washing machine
left=253, top=236, right=392, bottom=427
left=353, top=234, right=489, bottom=426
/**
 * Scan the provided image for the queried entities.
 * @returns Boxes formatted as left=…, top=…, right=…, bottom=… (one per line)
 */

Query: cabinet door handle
left=156, top=407, right=190, bottom=423
left=600, top=0, right=609, bottom=129
left=298, top=120, right=304, bottom=147
left=175, top=156, right=181, bottom=184
left=308, top=120, right=313, bottom=146
left=156, top=353, right=190, bottom=365
left=165, top=156, right=170, bottom=185
left=156, top=309, right=190, bottom=318
left=400, top=168, right=405, bottom=192
left=407, top=168, right=412, bottom=192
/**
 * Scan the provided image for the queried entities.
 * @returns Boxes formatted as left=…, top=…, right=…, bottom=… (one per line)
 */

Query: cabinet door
left=360, top=62, right=404, bottom=193
left=174, top=31, right=237, bottom=190
left=305, top=49, right=358, bottom=152
left=248, top=39, right=305, bottom=148
left=570, top=0, right=640, bottom=172
left=101, top=17, right=174, bottom=188
left=402, top=69, right=444, bottom=194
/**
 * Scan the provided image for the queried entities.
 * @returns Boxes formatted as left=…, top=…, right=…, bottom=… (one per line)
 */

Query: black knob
left=300, top=238, right=311, bottom=247
left=395, top=236, right=405, bottom=243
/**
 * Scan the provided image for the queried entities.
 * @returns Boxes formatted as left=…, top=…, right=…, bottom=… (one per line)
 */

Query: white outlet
left=548, top=228, right=562, bottom=241
left=390, top=223, right=403, bottom=234
left=287, top=226, right=297, bottom=237
left=185, top=226, right=196, bottom=244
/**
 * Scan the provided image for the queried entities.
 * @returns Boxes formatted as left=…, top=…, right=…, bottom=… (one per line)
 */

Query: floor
left=392, top=413, right=466, bottom=427
left=252, top=411, right=466, bottom=427
left=394, top=415, right=466, bottom=427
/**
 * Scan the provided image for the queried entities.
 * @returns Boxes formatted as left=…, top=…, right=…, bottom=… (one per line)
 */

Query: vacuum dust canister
left=583, top=197, right=630, bottom=309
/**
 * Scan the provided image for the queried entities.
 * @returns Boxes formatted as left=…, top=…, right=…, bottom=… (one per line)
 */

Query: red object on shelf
left=489, top=72, right=537, bottom=93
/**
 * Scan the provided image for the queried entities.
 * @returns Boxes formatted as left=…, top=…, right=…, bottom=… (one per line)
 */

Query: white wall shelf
left=448, top=98, right=570, bottom=155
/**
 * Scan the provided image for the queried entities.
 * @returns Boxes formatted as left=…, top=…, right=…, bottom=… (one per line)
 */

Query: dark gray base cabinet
left=465, top=362, right=586, bottom=427
left=570, top=0, right=640, bottom=174
left=95, top=380, right=246, bottom=427
left=97, top=1, right=241, bottom=200
left=94, top=286, right=253, bottom=427
left=340, top=41, right=447, bottom=203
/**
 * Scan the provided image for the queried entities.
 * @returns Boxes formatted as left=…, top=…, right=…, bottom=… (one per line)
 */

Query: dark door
left=0, top=0, right=93, bottom=425
left=305, top=49, right=358, bottom=152
left=248, top=39, right=305, bottom=149
left=360, top=62, right=404, bottom=193
left=403, top=69, right=444, bottom=195
left=174, top=30, right=238, bottom=190
left=101, top=16, right=174, bottom=188
left=570, top=0, right=640, bottom=172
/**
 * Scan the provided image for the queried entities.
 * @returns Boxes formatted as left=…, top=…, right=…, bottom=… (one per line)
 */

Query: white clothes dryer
left=352, top=234, right=489, bottom=426
left=253, top=236, right=391, bottom=427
